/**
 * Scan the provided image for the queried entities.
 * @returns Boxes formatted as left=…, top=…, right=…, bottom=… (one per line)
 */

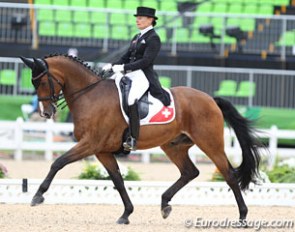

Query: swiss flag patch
left=149, top=106, right=174, bottom=123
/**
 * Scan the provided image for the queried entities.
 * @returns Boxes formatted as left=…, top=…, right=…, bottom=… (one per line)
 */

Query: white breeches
left=126, top=70, right=149, bottom=105
left=113, top=70, right=149, bottom=105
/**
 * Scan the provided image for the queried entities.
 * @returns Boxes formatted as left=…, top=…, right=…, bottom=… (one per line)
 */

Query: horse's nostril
left=44, top=113, right=50, bottom=118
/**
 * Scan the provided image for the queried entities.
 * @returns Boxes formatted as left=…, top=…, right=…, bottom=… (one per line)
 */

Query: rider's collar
left=140, top=25, right=153, bottom=37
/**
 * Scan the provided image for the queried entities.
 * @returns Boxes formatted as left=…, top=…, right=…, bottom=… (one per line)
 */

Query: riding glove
left=102, top=63, right=112, bottom=71
left=112, top=64, right=124, bottom=73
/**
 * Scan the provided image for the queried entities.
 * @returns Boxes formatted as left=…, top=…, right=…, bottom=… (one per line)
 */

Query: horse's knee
left=191, top=168, right=200, bottom=179
left=181, top=167, right=200, bottom=182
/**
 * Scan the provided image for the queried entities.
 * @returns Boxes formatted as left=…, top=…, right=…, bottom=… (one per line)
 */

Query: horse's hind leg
left=210, top=153, right=248, bottom=221
left=96, top=153, right=134, bottom=224
left=191, top=131, right=248, bottom=221
left=160, top=143, right=199, bottom=219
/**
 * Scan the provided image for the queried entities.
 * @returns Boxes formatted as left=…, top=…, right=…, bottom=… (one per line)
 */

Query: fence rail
left=0, top=118, right=295, bottom=168
left=0, top=179, right=294, bottom=206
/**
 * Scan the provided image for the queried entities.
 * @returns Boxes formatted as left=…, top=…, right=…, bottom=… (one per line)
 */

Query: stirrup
left=123, top=136, right=137, bottom=151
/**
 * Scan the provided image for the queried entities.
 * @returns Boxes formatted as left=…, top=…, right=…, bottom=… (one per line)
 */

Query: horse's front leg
left=96, top=153, right=134, bottom=224
left=31, top=141, right=92, bottom=206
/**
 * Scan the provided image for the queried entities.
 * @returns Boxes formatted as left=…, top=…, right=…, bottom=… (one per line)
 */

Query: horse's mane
left=44, top=53, right=100, bottom=77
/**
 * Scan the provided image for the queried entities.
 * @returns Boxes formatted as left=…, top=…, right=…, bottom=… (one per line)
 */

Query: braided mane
left=44, top=53, right=100, bottom=77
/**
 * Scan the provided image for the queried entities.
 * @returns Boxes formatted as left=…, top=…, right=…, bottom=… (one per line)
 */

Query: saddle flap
left=119, top=76, right=149, bottom=119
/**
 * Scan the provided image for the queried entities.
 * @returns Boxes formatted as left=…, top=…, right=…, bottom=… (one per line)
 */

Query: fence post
left=268, top=125, right=278, bottom=169
left=249, top=71, right=254, bottom=107
left=141, top=151, right=150, bottom=164
left=14, top=117, right=23, bottom=160
left=45, top=119, right=54, bottom=161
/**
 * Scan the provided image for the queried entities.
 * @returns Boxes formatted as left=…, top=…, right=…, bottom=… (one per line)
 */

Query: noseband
left=32, top=59, right=64, bottom=103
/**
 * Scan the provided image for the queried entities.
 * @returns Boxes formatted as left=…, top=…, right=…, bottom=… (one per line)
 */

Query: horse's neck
left=54, top=59, right=101, bottom=108
left=60, top=60, right=100, bottom=94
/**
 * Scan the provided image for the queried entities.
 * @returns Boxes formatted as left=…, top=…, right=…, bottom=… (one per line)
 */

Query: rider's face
left=136, top=16, right=153, bottom=30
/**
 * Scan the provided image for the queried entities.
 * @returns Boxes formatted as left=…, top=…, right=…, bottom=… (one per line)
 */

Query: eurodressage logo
left=184, top=217, right=295, bottom=231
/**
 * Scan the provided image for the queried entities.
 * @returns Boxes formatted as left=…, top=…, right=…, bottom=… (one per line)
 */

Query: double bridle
left=33, top=68, right=64, bottom=103
left=33, top=59, right=102, bottom=110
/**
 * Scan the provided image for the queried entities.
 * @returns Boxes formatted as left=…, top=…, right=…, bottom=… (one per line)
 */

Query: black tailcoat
left=113, top=29, right=170, bottom=106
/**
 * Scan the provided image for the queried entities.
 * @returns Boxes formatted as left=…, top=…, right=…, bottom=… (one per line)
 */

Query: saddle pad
left=114, top=73, right=176, bottom=126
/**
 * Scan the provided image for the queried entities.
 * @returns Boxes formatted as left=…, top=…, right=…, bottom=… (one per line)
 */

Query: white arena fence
left=0, top=179, right=294, bottom=206
left=0, top=117, right=295, bottom=167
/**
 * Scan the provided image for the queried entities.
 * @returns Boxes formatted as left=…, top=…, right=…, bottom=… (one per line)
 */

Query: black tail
left=214, top=97, right=262, bottom=190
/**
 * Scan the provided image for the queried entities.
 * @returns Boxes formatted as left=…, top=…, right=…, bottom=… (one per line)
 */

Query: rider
left=103, top=6, right=170, bottom=151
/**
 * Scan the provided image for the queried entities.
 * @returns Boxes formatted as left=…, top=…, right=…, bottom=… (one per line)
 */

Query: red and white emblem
left=149, top=106, right=174, bottom=123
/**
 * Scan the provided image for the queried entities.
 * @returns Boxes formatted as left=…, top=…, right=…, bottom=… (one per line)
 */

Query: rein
left=57, top=79, right=102, bottom=109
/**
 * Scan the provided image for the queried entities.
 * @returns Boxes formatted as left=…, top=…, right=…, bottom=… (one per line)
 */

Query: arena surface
left=1, top=205, right=295, bottom=232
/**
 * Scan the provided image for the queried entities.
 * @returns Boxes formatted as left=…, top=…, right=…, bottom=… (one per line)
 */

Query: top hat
left=134, top=6, right=158, bottom=20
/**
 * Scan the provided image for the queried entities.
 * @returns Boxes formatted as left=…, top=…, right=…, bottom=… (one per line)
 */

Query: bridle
left=33, top=58, right=103, bottom=110
left=32, top=59, right=64, bottom=103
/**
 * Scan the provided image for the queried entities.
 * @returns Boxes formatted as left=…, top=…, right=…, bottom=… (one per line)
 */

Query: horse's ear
left=20, top=56, right=34, bottom=69
left=33, top=58, right=46, bottom=71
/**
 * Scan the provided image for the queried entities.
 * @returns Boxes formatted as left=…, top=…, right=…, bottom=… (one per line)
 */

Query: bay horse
left=20, top=54, right=262, bottom=225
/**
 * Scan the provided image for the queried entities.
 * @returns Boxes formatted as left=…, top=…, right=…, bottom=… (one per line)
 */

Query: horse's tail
left=213, top=97, right=261, bottom=191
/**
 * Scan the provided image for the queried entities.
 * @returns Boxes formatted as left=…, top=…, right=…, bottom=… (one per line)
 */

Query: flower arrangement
left=266, top=158, right=295, bottom=183
left=78, top=162, right=140, bottom=181
left=0, top=163, right=8, bottom=178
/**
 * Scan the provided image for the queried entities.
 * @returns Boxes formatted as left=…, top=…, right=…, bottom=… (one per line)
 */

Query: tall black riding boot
left=123, top=101, right=139, bottom=151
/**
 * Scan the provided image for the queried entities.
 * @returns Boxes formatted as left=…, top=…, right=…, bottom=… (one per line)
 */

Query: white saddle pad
left=113, top=73, right=176, bottom=126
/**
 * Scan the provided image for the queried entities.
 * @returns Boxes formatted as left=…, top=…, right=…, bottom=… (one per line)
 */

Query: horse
left=20, top=54, right=262, bottom=225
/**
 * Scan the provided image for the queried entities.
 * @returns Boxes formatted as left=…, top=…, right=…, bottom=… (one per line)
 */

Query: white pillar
left=14, top=117, right=23, bottom=160
left=45, top=119, right=54, bottom=161
left=268, top=125, right=278, bottom=169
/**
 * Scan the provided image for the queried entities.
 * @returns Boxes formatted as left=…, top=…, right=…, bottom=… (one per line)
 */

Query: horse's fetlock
left=126, top=205, right=134, bottom=214
left=161, top=194, right=171, bottom=205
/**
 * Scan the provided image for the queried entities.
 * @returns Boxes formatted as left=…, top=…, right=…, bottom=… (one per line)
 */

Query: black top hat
left=134, top=6, right=158, bottom=20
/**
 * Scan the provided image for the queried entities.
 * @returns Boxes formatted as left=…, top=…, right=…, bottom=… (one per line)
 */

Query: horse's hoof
left=161, top=205, right=172, bottom=219
left=31, top=195, right=44, bottom=206
left=116, top=217, right=130, bottom=225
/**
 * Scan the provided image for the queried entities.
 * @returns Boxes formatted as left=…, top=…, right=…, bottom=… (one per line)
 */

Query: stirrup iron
left=123, top=136, right=137, bottom=151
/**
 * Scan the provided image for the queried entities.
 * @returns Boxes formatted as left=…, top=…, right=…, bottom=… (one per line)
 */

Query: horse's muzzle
left=40, top=102, right=56, bottom=119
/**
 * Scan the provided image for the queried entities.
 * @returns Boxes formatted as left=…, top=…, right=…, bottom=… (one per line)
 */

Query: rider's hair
left=152, top=19, right=157, bottom=27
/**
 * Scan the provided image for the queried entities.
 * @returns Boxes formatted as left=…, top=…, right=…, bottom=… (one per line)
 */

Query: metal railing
left=0, top=2, right=295, bottom=58
left=1, top=57, right=295, bottom=108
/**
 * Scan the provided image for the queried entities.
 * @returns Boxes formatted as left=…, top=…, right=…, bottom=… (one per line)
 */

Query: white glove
left=112, top=64, right=124, bottom=73
left=102, top=63, right=112, bottom=71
